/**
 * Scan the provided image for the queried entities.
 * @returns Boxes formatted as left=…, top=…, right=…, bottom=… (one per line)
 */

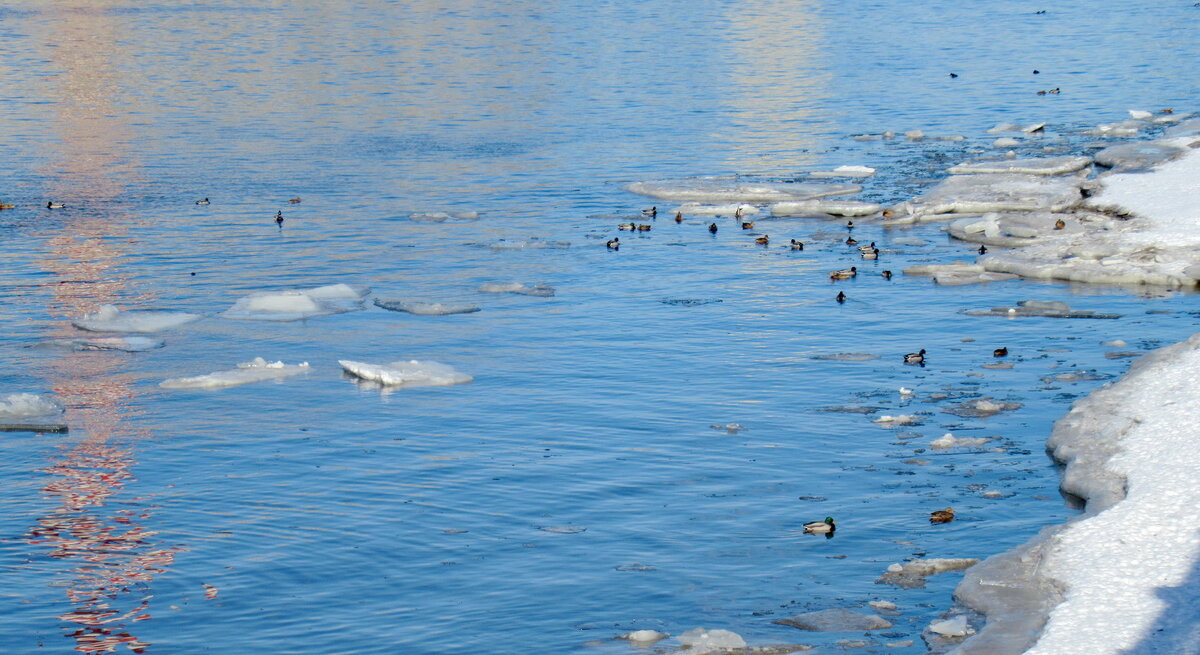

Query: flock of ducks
left=801, top=507, right=958, bottom=540
left=1, top=197, right=302, bottom=222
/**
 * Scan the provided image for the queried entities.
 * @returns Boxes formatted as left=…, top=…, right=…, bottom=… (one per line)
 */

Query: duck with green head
left=803, top=516, right=836, bottom=536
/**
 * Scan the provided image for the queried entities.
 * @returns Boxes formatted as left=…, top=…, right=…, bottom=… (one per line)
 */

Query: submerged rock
left=773, top=608, right=893, bottom=631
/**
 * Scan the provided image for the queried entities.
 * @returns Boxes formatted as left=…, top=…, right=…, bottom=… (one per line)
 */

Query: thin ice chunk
left=947, top=156, right=1092, bottom=176
left=223, top=285, right=368, bottom=321
left=0, top=393, right=67, bottom=433
left=809, top=165, right=876, bottom=178
left=963, top=301, right=1121, bottom=319
left=771, top=200, right=884, bottom=217
left=339, top=359, right=473, bottom=388
left=947, top=212, right=1083, bottom=247
left=671, top=202, right=759, bottom=216
left=627, top=178, right=860, bottom=203
left=160, top=358, right=310, bottom=389
left=73, top=305, right=200, bottom=333
left=1093, top=141, right=1186, bottom=171
left=33, top=336, right=164, bottom=352
left=897, top=174, right=1083, bottom=219
left=876, top=558, right=980, bottom=589
left=374, top=299, right=481, bottom=315
left=774, top=609, right=893, bottom=631
left=478, top=282, right=554, bottom=297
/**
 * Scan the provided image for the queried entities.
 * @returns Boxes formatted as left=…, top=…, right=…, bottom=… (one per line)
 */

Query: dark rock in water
left=774, top=608, right=893, bottom=631
left=661, top=298, right=723, bottom=306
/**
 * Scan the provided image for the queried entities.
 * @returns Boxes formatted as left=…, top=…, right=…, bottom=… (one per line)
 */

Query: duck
left=846, top=220, right=855, bottom=230
left=195, top=198, right=210, bottom=205
left=829, top=266, right=857, bottom=280
left=755, top=235, right=770, bottom=245
left=836, top=291, right=846, bottom=304
left=930, top=508, right=956, bottom=524
left=618, top=222, right=637, bottom=231
left=275, top=211, right=284, bottom=226
left=642, top=206, right=657, bottom=218
left=845, top=236, right=858, bottom=245
left=881, top=270, right=893, bottom=280
left=861, top=248, right=880, bottom=260
left=674, top=211, right=683, bottom=223
left=993, top=347, right=1008, bottom=357
left=949, top=72, right=959, bottom=78
left=1053, top=218, right=1066, bottom=230
left=46, top=201, right=65, bottom=209
left=904, top=349, right=926, bottom=364
left=637, top=224, right=652, bottom=232
left=978, top=244, right=988, bottom=255
left=803, top=517, right=836, bottom=534
left=708, top=222, right=718, bottom=234
left=789, top=239, right=804, bottom=250
left=0, top=202, right=15, bottom=210
left=288, top=197, right=302, bottom=204
left=734, top=206, right=745, bottom=220
left=742, top=221, right=755, bottom=230
left=857, top=241, right=876, bottom=253
left=606, top=238, right=620, bottom=250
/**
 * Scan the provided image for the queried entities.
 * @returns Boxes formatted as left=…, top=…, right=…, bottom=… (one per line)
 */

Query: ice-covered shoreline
left=951, top=137, right=1200, bottom=654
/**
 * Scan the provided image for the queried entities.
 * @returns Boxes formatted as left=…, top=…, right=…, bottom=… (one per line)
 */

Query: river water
left=1, top=1, right=1198, bottom=653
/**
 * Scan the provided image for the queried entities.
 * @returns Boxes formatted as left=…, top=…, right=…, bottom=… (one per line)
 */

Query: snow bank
left=160, top=358, right=310, bottom=389
left=223, top=284, right=368, bottom=321
left=339, top=359, right=473, bottom=388
left=627, top=178, right=860, bottom=203
left=0, top=393, right=67, bottom=432
left=73, top=305, right=200, bottom=333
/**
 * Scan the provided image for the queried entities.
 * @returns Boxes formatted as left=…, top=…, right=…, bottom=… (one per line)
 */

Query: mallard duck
left=803, top=517, right=836, bottom=534
left=618, top=223, right=636, bottom=231
left=642, top=206, right=657, bottom=218
left=904, top=349, right=926, bottom=364
left=861, top=248, right=880, bottom=260
left=846, top=236, right=858, bottom=245
left=755, top=235, right=769, bottom=245
left=742, top=221, right=755, bottom=230
left=674, top=211, right=683, bottom=223
left=881, top=270, right=893, bottom=280
left=195, top=198, right=210, bottom=205
left=993, top=347, right=1008, bottom=357
left=275, top=211, right=284, bottom=226
left=790, top=239, right=804, bottom=250
left=858, top=241, right=876, bottom=253
left=1053, top=219, right=1066, bottom=230
left=846, top=220, right=855, bottom=230
left=830, top=266, right=857, bottom=280
left=606, top=238, right=619, bottom=250
left=836, top=291, right=846, bottom=303
left=978, top=245, right=988, bottom=255
left=637, top=224, right=652, bottom=232
left=0, top=202, right=15, bottom=210
left=930, top=508, right=955, bottom=524
left=46, top=201, right=65, bottom=209
left=708, top=222, right=718, bottom=234
left=288, top=197, right=302, bottom=204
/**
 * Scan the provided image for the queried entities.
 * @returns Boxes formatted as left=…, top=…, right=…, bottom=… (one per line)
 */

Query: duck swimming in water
left=275, top=211, right=284, bottom=226
left=930, top=508, right=956, bottom=524
left=618, top=222, right=636, bottom=231
left=742, top=221, right=755, bottom=230
left=993, top=347, right=1008, bottom=357
left=881, top=270, right=893, bottom=280
left=637, top=224, right=652, bottom=232
left=846, top=236, right=858, bottom=245
left=755, top=234, right=769, bottom=245
left=830, top=266, right=857, bottom=280
left=708, top=222, right=718, bottom=234
left=804, top=517, right=836, bottom=534
left=289, top=197, right=302, bottom=204
left=904, top=349, right=926, bottom=364
left=606, top=238, right=619, bottom=250
left=790, top=239, right=804, bottom=250
left=642, top=206, right=657, bottom=218
left=836, top=291, right=846, bottom=304
left=675, top=211, right=683, bottom=223
left=858, top=241, right=876, bottom=253
left=46, top=201, right=65, bottom=209
left=861, top=248, right=880, bottom=260
left=978, top=244, right=988, bottom=255
left=195, top=198, right=210, bottom=205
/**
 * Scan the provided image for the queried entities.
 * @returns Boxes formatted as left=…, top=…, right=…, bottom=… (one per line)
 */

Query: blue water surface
left=1, top=1, right=1198, bottom=653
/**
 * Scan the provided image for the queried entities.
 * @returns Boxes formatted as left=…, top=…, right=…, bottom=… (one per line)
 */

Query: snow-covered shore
left=951, top=131, right=1200, bottom=654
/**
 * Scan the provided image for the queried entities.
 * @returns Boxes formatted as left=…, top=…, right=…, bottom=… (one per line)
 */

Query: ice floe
left=875, top=558, right=979, bottom=589
left=941, top=398, right=1022, bottom=418
left=808, top=352, right=879, bottom=361
left=773, top=608, right=893, bottom=631
left=484, top=238, right=570, bottom=251
left=671, top=202, right=759, bottom=216
left=930, top=433, right=992, bottom=449
left=618, top=630, right=668, bottom=644
left=478, top=282, right=555, bottom=297
left=626, top=178, right=860, bottom=203
left=222, top=284, right=369, bottom=321
left=902, top=263, right=1018, bottom=286
left=408, top=210, right=480, bottom=222
left=809, top=165, right=876, bottom=178
left=339, top=359, right=473, bottom=388
left=159, top=358, right=310, bottom=389
left=1093, top=141, right=1186, bottom=171
left=33, top=336, right=164, bottom=352
left=986, top=122, right=1046, bottom=135
left=676, top=628, right=746, bottom=652
left=770, top=200, right=884, bottom=217
left=946, top=212, right=1083, bottom=247
left=928, top=615, right=974, bottom=638
left=962, top=300, right=1121, bottom=319
left=946, top=156, right=1092, bottom=176
left=873, top=414, right=921, bottom=425
left=73, top=305, right=201, bottom=333
left=0, top=393, right=67, bottom=432
left=373, top=299, right=481, bottom=315
left=886, top=174, right=1084, bottom=223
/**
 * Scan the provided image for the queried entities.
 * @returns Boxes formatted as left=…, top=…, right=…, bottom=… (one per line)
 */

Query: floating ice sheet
left=942, top=398, right=1022, bottom=418
left=930, top=433, right=992, bottom=449
left=33, top=336, right=164, bottom=352
left=626, top=178, right=860, bottom=203
left=409, top=210, right=479, bottom=222
left=478, top=282, right=554, bottom=297
left=902, top=263, right=1018, bottom=286
left=484, top=238, right=570, bottom=251
left=770, top=200, right=884, bottom=217
left=73, top=305, right=201, bottom=333
left=809, top=165, right=876, bottom=178
left=373, top=299, right=481, bottom=315
left=222, top=284, right=369, bottom=321
left=963, top=300, right=1121, bottom=319
left=947, top=156, right=1092, bottom=177
left=1093, top=141, right=1186, bottom=171
left=876, top=558, right=979, bottom=589
left=890, top=174, right=1084, bottom=222
left=0, top=392, right=67, bottom=432
left=947, top=212, right=1083, bottom=247
left=160, top=358, right=310, bottom=389
left=671, top=202, right=759, bottom=216
left=339, top=359, right=473, bottom=388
